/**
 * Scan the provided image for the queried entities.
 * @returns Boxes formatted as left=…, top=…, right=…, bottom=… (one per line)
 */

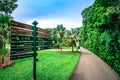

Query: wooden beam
left=11, top=20, right=32, bottom=30
left=11, top=27, right=33, bottom=35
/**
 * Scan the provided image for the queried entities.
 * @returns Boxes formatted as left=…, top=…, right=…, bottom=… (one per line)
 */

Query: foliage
left=1, top=48, right=8, bottom=58
left=0, top=13, right=11, bottom=63
left=48, top=25, right=66, bottom=50
left=80, top=0, right=120, bottom=76
left=70, top=28, right=81, bottom=51
left=0, top=0, right=18, bottom=14
left=0, top=51, right=80, bottom=80
left=0, top=0, right=18, bottom=63
left=0, top=35, right=5, bottom=49
left=0, top=47, right=8, bottom=64
left=56, top=24, right=66, bottom=50
left=48, top=27, right=81, bottom=51
left=0, top=14, right=11, bottom=49
left=0, top=0, right=18, bottom=48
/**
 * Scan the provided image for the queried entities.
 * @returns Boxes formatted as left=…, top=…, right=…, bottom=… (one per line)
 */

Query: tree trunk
left=1, top=58, right=4, bottom=64
left=72, top=43, right=74, bottom=52
left=0, top=59, right=2, bottom=66
left=76, top=47, right=78, bottom=51
left=0, top=50, right=2, bottom=65
left=0, top=57, right=4, bottom=66
left=75, top=40, right=79, bottom=51
left=72, top=40, right=74, bottom=52
left=60, top=43, right=62, bottom=51
left=59, top=39, right=62, bottom=51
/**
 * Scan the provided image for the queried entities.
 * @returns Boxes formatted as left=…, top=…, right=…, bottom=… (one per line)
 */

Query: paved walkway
left=69, top=47, right=120, bottom=80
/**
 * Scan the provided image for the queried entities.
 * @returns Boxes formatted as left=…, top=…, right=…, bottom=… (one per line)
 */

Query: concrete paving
left=69, top=47, right=120, bottom=80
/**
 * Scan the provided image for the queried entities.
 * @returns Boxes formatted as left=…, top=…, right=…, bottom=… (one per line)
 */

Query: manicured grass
left=0, top=51, right=80, bottom=80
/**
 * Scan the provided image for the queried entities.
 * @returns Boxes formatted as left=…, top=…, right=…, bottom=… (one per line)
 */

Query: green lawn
left=0, top=51, right=80, bottom=80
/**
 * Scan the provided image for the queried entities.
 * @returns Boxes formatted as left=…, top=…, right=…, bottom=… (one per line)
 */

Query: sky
left=12, top=0, right=95, bottom=30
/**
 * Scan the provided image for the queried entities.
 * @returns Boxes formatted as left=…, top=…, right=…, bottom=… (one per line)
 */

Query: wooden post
left=32, top=21, right=38, bottom=80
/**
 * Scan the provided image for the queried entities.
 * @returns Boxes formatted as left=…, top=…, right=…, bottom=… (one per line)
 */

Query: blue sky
left=12, top=0, right=95, bottom=30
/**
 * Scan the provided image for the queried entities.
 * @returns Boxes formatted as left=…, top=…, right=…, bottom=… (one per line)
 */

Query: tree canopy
left=0, top=0, right=18, bottom=14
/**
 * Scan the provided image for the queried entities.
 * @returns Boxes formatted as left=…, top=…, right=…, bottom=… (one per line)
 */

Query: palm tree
left=0, top=0, right=17, bottom=65
left=50, top=28, right=57, bottom=48
left=56, top=24, right=66, bottom=51
left=0, top=14, right=11, bottom=39
left=0, top=13, right=11, bottom=64
left=63, top=30, right=71, bottom=47
left=69, top=28, right=81, bottom=51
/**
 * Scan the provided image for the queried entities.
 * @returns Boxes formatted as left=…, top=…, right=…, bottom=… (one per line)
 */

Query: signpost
left=10, top=20, right=51, bottom=80
left=32, top=21, right=38, bottom=80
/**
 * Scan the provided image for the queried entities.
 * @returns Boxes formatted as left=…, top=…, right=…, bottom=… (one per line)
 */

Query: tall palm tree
left=69, top=28, right=81, bottom=51
left=56, top=24, right=66, bottom=51
left=63, top=30, right=71, bottom=47
left=50, top=28, right=58, bottom=48
left=0, top=13, right=11, bottom=64
left=0, top=0, right=17, bottom=65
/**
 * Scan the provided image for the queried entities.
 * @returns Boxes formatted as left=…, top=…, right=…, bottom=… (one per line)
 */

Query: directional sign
left=11, top=21, right=33, bottom=59
left=10, top=20, right=51, bottom=80
left=10, top=53, right=33, bottom=60
left=11, top=20, right=32, bottom=30
left=11, top=35, right=33, bottom=41
left=11, top=27, right=33, bottom=35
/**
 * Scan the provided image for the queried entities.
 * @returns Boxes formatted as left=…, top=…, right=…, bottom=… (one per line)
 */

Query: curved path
left=69, top=47, right=120, bottom=80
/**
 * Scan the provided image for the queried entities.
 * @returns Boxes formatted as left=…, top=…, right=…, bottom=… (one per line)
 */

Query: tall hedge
left=80, top=0, right=120, bottom=76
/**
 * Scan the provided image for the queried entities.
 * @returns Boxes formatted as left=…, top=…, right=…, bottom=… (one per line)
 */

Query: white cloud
left=26, top=18, right=82, bottom=30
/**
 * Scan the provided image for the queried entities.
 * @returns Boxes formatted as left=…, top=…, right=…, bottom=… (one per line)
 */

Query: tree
left=49, top=26, right=81, bottom=51
left=0, top=0, right=18, bottom=14
left=0, top=13, right=11, bottom=46
left=0, top=13, right=11, bottom=64
left=63, top=30, right=72, bottom=47
left=0, top=0, right=18, bottom=65
left=56, top=24, right=66, bottom=51
left=49, top=28, right=59, bottom=48
left=70, top=28, right=81, bottom=51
